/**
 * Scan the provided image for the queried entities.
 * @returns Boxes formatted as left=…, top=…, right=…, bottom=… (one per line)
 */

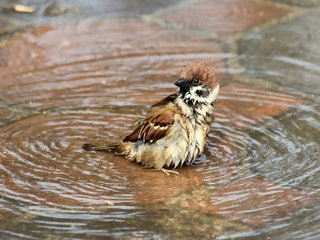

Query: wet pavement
left=0, top=0, right=320, bottom=239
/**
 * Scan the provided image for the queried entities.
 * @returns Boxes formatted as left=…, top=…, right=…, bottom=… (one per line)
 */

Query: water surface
left=0, top=1, right=320, bottom=239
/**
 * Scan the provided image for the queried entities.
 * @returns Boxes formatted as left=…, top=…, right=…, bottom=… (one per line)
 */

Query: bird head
left=175, top=62, right=220, bottom=106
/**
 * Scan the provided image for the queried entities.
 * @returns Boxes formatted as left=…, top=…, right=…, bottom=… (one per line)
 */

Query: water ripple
left=0, top=18, right=320, bottom=239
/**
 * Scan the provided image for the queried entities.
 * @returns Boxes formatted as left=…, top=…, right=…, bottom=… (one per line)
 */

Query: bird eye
left=192, top=79, right=200, bottom=86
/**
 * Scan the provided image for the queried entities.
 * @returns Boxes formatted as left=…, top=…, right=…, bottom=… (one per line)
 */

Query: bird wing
left=151, top=93, right=178, bottom=107
left=124, top=106, right=178, bottom=143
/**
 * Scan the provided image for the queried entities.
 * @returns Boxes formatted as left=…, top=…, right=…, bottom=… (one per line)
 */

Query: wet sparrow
left=83, top=62, right=220, bottom=175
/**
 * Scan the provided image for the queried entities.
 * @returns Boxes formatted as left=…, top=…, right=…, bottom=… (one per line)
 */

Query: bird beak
left=175, top=78, right=190, bottom=91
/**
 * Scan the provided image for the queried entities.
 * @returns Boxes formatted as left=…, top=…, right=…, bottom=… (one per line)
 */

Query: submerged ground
left=0, top=0, right=320, bottom=239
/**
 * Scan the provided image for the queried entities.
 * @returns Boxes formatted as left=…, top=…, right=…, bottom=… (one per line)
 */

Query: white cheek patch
left=188, top=86, right=207, bottom=104
left=185, top=84, right=220, bottom=105
left=208, top=84, right=220, bottom=103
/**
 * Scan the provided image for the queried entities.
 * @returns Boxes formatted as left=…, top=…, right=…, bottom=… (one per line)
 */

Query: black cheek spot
left=196, top=90, right=203, bottom=96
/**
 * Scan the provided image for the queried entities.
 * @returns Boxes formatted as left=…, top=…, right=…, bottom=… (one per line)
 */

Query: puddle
left=0, top=3, right=320, bottom=239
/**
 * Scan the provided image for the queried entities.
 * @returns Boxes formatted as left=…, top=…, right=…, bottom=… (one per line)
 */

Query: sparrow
left=83, top=62, right=220, bottom=175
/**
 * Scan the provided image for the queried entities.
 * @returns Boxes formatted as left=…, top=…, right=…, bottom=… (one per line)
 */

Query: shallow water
left=1, top=1, right=320, bottom=239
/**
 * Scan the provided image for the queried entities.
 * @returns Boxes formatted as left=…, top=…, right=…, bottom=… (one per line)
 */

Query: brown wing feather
left=151, top=93, right=178, bottom=107
left=129, top=94, right=178, bottom=130
left=124, top=106, right=178, bottom=143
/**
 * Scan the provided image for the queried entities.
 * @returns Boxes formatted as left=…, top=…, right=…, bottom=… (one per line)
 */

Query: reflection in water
left=0, top=10, right=320, bottom=240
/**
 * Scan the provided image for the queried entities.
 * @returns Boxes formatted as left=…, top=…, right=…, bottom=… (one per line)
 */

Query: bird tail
left=82, top=143, right=119, bottom=152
